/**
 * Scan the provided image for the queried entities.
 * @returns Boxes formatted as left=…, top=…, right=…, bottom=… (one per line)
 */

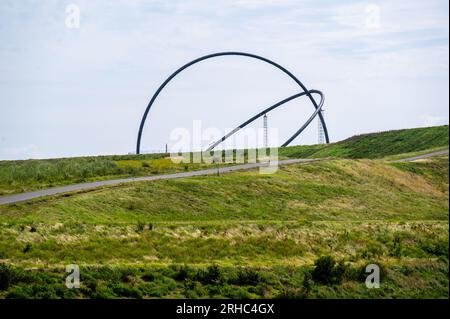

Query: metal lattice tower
left=318, top=109, right=325, bottom=144
left=263, top=113, right=268, bottom=148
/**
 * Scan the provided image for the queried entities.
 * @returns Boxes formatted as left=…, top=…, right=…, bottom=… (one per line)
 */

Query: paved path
left=1, top=149, right=448, bottom=205
left=0, top=158, right=318, bottom=205
left=390, top=149, right=449, bottom=163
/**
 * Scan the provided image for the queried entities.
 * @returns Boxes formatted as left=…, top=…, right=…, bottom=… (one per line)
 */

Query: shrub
left=196, top=265, right=223, bottom=285
left=312, top=256, right=335, bottom=284
left=235, top=268, right=261, bottom=286
left=91, top=287, right=117, bottom=299
left=172, top=265, right=190, bottom=281
left=226, top=286, right=252, bottom=299
left=421, top=240, right=449, bottom=258
left=183, top=279, right=207, bottom=298
left=311, top=256, right=348, bottom=285
left=110, top=283, right=143, bottom=299
left=0, top=264, right=14, bottom=291
left=140, top=277, right=177, bottom=297
left=136, top=221, right=146, bottom=232
left=142, top=271, right=156, bottom=282
left=6, top=286, right=34, bottom=299
left=119, top=268, right=136, bottom=283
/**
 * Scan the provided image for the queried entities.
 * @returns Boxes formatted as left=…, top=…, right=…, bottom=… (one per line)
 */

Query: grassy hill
left=279, top=125, right=449, bottom=159
left=0, top=125, right=448, bottom=196
left=0, top=125, right=448, bottom=299
left=0, top=152, right=448, bottom=298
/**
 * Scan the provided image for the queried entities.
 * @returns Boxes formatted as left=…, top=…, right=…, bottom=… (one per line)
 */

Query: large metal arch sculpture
left=136, top=52, right=329, bottom=154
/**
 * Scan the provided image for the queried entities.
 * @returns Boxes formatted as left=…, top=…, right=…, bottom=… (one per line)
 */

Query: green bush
left=234, top=268, right=262, bottom=286
left=312, top=256, right=335, bottom=284
left=136, top=221, right=146, bottom=232
left=141, top=271, right=156, bottom=282
left=421, top=240, right=449, bottom=258
left=6, top=286, right=33, bottom=299
left=110, top=283, right=143, bottom=299
left=171, top=265, right=190, bottom=281
left=311, top=256, right=348, bottom=285
left=0, top=264, right=14, bottom=291
left=196, top=265, right=223, bottom=285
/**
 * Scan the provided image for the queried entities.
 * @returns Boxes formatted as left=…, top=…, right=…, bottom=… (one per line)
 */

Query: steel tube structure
left=136, top=52, right=329, bottom=154
left=206, top=90, right=324, bottom=151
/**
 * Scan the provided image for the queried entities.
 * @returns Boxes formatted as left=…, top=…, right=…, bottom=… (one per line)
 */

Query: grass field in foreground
left=0, top=125, right=447, bottom=196
left=0, top=154, right=448, bottom=298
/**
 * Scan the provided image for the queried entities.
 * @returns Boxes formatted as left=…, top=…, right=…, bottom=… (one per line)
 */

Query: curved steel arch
left=136, top=52, right=329, bottom=154
left=206, top=90, right=324, bottom=151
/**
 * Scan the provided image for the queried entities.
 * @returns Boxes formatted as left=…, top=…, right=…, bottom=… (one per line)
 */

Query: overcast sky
left=0, top=0, right=448, bottom=160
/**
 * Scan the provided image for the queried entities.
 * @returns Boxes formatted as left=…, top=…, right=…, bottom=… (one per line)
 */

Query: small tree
left=311, top=255, right=349, bottom=285
left=312, top=255, right=336, bottom=285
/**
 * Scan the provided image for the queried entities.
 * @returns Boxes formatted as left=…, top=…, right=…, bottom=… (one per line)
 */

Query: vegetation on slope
left=1, top=260, right=447, bottom=299
left=0, top=154, right=230, bottom=196
left=279, top=125, right=449, bottom=159
left=0, top=155, right=448, bottom=298
left=0, top=125, right=447, bottom=196
left=0, top=126, right=448, bottom=196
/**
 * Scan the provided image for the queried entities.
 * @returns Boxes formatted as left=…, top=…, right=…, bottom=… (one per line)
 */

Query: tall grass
left=0, top=157, right=140, bottom=195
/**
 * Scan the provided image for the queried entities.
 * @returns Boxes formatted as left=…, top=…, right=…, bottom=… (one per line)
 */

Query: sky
left=0, top=0, right=448, bottom=160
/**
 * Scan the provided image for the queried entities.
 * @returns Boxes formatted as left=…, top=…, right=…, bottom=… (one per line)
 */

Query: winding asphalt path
left=0, top=149, right=447, bottom=206
left=390, top=149, right=449, bottom=162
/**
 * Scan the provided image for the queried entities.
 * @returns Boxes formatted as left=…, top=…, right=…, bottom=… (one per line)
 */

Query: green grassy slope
left=0, top=154, right=448, bottom=298
left=0, top=154, right=231, bottom=196
left=279, top=125, right=449, bottom=159
left=0, top=125, right=447, bottom=196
